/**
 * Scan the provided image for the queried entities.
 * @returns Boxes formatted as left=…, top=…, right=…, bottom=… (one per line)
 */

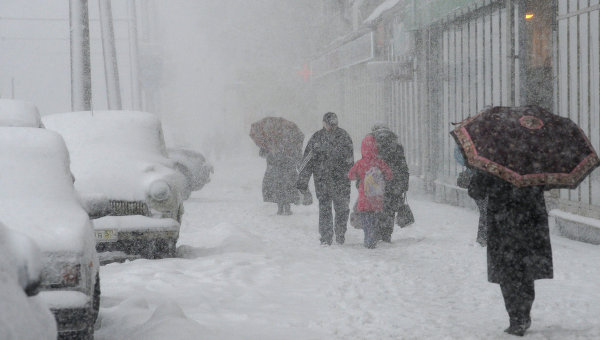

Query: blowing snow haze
left=0, top=0, right=322, bottom=157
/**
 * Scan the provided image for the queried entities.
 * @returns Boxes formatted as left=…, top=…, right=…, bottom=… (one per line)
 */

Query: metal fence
left=556, top=0, right=600, bottom=208
left=434, top=2, right=517, bottom=181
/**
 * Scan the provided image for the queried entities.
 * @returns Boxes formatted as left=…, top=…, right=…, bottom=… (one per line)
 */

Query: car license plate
left=95, top=229, right=118, bottom=242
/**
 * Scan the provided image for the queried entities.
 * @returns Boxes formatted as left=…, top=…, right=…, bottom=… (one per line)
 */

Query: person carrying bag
left=395, top=192, right=414, bottom=228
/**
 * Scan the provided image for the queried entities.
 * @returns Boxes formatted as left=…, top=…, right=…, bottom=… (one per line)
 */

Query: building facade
left=311, top=0, right=600, bottom=243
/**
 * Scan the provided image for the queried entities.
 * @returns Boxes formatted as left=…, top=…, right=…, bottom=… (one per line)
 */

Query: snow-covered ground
left=95, top=156, right=600, bottom=340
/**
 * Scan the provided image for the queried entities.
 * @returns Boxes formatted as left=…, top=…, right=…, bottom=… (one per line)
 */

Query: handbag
left=301, top=189, right=313, bottom=206
left=396, top=193, right=414, bottom=228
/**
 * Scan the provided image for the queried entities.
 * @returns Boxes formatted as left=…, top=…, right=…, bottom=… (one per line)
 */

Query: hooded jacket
left=348, top=135, right=393, bottom=212
left=371, top=127, right=409, bottom=200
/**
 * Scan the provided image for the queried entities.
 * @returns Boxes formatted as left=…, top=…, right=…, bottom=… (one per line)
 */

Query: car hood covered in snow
left=0, top=128, right=93, bottom=254
left=43, top=110, right=185, bottom=201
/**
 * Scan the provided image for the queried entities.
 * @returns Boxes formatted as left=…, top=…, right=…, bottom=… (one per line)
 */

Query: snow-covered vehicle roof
left=0, top=222, right=57, bottom=340
left=0, top=127, right=95, bottom=254
left=42, top=110, right=185, bottom=202
left=0, top=98, right=42, bottom=128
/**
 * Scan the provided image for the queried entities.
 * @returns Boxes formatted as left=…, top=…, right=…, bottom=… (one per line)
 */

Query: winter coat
left=371, top=128, right=409, bottom=211
left=468, top=170, right=553, bottom=284
left=261, top=148, right=300, bottom=204
left=297, top=127, right=354, bottom=200
left=348, top=135, right=393, bottom=212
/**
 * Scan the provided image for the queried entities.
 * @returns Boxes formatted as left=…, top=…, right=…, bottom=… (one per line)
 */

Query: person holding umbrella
left=297, top=112, right=354, bottom=246
left=454, top=145, right=487, bottom=246
left=452, top=105, right=600, bottom=336
left=250, top=117, right=305, bottom=215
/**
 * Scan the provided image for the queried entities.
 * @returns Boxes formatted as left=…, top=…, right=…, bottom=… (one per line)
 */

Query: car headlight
left=149, top=180, right=172, bottom=201
left=43, top=263, right=81, bottom=288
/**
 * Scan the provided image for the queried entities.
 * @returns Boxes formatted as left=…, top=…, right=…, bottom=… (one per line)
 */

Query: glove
left=296, top=179, right=308, bottom=192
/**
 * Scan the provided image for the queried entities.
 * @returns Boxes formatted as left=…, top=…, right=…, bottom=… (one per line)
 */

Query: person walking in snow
left=260, top=145, right=301, bottom=215
left=370, top=123, right=409, bottom=242
left=468, top=170, right=553, bottom=337
left=455, top=145, right=488, bottom=246
left=297, top=112, right=354, bottom=246
left=348, top=134, right=393, bottom=249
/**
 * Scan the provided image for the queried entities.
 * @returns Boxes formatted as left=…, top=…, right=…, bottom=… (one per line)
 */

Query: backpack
left=363, top=166, right=385, bottom=197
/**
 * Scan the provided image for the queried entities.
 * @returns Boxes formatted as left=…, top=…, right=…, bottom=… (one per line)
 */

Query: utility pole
left=99, top=0, right=122, bottom=110
left=69, top=0, right=92, bottom=111
left=128, top=0, right=142, bottom=111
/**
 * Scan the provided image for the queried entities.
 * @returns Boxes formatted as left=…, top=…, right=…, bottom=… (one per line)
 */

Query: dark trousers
left=475, top=197, right=488, bottom=244
left=360, top=212, right=379, bottom=248
left=500, top=280, right=535, bottom=323
left=318, top=194, right=350, bottom=244
left=379, top=209, right=395, bottom=241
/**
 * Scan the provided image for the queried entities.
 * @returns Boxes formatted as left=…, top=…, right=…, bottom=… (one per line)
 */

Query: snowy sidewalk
left=95, top=156, right=600, bottom=340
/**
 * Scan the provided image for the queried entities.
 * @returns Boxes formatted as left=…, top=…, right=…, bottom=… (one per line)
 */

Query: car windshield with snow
left=0, top=128, right=100, bottom=339
left=43, top=111, right=186, bottom=260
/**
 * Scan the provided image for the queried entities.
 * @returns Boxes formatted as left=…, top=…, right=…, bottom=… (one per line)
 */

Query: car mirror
left=80, top=193, right=111, bottom=219
left=24, top=279, right=41, bottom=297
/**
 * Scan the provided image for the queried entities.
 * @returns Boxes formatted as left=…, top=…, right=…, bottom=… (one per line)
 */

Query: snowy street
left=95, top=156, right=600, bottom=340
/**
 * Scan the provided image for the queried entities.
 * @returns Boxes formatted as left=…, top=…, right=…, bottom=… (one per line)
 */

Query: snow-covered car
left=0, top=98, right=44, bottom=128
left=43, top=111, right=186, bottom=259
left=167, top=148, right=214, bottom=199
left=0, top=222, right=57, bottom=340
left=0, top=128, right=100, bottom=339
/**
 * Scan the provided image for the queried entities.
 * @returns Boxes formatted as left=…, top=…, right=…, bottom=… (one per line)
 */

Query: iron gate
left=434, top=1, right=519, bottom=181
left=556, top=0, right=600, bottom=207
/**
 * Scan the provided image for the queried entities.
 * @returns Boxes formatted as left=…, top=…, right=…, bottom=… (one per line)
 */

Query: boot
left=282, top=203, right=292, bottom=215
left=504, top=317, right=531, bottom=337
left=276, top=203, right=284, bottom=215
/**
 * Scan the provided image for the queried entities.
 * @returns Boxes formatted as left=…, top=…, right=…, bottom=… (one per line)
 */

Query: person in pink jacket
left=348, top=134, right=393, bottom=248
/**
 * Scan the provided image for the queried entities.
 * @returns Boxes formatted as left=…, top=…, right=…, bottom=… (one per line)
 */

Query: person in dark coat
left=468, top=170, right=553, bottom=337
left=260, top=145, right=301, bottom=215
left=297, top=112, right=354, bottom=245
left=455, top=145, right=488, bottom=246
left=370, top=123, right=409, bottom=242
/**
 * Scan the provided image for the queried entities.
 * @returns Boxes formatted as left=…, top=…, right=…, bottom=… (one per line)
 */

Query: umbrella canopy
left=250, top=117, right=304, bottom=154
left=451, top=105, right=600, bottom=189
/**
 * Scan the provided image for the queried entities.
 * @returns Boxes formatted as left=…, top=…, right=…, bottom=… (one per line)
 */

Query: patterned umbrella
left=451, top=105, right=600, bottom=189
left=249, top=117, right=304, bottom=154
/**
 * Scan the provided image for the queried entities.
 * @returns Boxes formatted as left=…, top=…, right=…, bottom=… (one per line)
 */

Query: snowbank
left=96, top=156, right=600, bottom=339
left=0, top=223, right=57, bottom=340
